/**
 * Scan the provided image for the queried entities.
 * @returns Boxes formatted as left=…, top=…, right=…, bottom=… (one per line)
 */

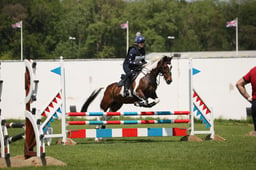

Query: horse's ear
left=163, top=55, right=172, bottom=63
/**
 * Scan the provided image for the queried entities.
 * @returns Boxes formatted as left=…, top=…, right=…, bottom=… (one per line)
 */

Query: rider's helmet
left=135, top=36, right=145, bottom=44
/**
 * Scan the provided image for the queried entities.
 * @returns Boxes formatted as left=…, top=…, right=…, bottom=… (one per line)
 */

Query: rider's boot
left=123, top=78, right=130, bottom=97
left=123, top=81, right=129, bottom=97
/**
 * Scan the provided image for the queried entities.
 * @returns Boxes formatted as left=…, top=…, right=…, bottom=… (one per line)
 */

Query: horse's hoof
left=134, top=102, right=142, bottom=107
left=95, top=138, right=103, bottom=142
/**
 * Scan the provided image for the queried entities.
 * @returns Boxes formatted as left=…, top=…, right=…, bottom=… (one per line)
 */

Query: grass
left=3, top=119, right=256, bottom=170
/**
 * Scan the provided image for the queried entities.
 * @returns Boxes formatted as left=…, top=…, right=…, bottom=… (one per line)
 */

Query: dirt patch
left=180, top=134, right=226, bottom=142
left=203, top=134, right=226, bottom=141
left=56, top=138, right=77, bottom=145
left=180, top=135, right=203, bottom=141
left=0, top=155, right=66, bottom=168
left=246, top=131, right=256, bottom=137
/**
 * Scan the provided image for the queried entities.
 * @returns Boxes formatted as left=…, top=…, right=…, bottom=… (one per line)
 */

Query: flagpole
left=126, top=21, right=129, bottom=53
left=236, top=17, right=238, bottom=56
left=21, top=21, right=23, bottom=61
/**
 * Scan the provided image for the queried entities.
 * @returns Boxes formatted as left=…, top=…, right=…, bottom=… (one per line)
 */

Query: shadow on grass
left=74, top=137, right=181, bottom=145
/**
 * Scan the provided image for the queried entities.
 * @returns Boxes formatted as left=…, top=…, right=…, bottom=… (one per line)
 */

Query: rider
left=122, top=34, right=147, bottom=97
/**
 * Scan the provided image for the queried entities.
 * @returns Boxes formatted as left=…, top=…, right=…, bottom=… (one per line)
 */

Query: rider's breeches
left=251, top=100, right=256, bottom=131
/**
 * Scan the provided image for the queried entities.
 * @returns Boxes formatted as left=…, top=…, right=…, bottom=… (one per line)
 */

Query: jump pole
left=189, top=58, right=194, bottom=136
left=0, top=62, right=8, bottom=158
left=60, top=57, right=67, bottom=144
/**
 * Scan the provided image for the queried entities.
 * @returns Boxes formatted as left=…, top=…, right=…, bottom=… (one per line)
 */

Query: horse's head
left=160, top=56, right=173, bottom=84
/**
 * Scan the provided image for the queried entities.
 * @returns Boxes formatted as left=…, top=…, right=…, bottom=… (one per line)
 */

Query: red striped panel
left=174, top=119, right=190, bottom=123
left=68, top=121, right=86, bottom=125
left=106, top=120, right=121, bottom=124
left=173, top=111, right=190, bottom=115
left=173, top=128, right=187, bottom=136
left=141, top=112, right=155, bottom=115
left=141, top=120, right=155, bottom=124
left=122, top=128, right=138, bottom=137
left=68, top=129, right=86, bottom=138
left=107, top=112, right=121, bottom=116
left=68, top=112, right=86, bottom=116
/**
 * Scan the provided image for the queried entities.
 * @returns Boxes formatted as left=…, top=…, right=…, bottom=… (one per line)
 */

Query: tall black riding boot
left=123, top=79, right=129, bottom=97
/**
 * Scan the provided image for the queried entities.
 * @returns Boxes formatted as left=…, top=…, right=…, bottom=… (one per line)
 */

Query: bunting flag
left=57, top=107, right=62, bottom=113
left=56, top=93, right=62, bottom=99
left=46, top=122, right=51, bottom=127
left=51, top=67, right=61, bottom=75
left=50, top=117, right=55, bottom=122
left=41, top=92, right=62, bottom=117
left=42, top=112, right=47, bottom=117
left=193, top=89, right=211, bottom=114
left=193, top=104, right=211, bottom=128
left=43, top=127, right=47, bottom=132
left=41, top=91, right=63, bottom=131
left=49, top=103, right=54, bottom=108
left=53, top=112, right=59, bottom=119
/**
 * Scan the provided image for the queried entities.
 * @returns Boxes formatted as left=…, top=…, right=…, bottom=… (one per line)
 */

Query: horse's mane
left=147, top=55, right=164, bottom=63
left=144, top=55, right=164, bottom=71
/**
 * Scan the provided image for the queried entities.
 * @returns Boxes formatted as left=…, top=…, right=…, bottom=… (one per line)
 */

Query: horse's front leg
left=133, top=89, right=160, bottom=108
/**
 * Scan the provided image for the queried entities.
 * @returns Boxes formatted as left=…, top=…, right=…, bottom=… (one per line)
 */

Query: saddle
left=117, top=71, right=139, bottom=88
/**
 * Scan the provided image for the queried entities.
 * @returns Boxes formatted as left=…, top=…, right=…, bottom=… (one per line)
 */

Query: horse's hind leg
left=109, top=102, right=123, bottom=112
left=100, top=93, right=113, bottom=112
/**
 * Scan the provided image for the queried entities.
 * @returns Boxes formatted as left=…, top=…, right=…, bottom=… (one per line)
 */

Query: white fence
left=0, top=52, right=255, bottom=120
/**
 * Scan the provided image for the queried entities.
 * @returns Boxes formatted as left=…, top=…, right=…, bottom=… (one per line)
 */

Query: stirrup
left=123, top=88, right=129, bottom=97
left=121, top=74, right=126, bottom=80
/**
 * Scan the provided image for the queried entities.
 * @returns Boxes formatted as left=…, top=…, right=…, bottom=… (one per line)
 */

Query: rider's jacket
left=123, top=45, right=146, bottom=73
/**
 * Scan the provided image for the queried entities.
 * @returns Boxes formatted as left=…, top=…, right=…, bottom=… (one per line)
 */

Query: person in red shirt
left=236, top=66, right=256, bottom=134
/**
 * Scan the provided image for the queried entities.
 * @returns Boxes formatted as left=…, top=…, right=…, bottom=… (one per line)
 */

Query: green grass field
left=3, top=119, right=256, bottom=170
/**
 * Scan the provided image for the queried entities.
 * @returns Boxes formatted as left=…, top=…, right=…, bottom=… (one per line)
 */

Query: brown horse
left=81, top=55, right=173, bottom=112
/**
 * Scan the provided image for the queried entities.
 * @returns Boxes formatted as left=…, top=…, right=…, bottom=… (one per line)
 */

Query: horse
left=81, top=55, right=173, bottom=113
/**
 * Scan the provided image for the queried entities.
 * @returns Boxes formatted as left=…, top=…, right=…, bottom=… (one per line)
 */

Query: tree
left=0, top=0, right=256, bottom=60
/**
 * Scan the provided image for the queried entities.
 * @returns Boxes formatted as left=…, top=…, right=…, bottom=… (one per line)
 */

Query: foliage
left=0, top=0, right=255, bottom=60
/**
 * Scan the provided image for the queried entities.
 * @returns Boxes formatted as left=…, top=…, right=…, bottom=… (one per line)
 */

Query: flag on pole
left=120, top=22, right=128, bottom=29
left=120, top=21, right=129, bottom=53
left=12, top=21, right=23, bottom=60
left=226, top=18, right=239, bottom=55
left=12, top=21, right=22, bottom=29
left=226, top=19, right=237, bottom=28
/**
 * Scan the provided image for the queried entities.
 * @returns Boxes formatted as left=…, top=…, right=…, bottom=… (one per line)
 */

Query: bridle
left=160, top=61, right=172, bottom=78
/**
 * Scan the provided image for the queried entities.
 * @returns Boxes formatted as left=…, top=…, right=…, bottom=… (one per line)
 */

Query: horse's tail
left=80, top=87, right=104, bottom=112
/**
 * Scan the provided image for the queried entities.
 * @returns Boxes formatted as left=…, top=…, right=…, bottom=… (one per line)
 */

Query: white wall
left=0, top=55, right=255, bottom=120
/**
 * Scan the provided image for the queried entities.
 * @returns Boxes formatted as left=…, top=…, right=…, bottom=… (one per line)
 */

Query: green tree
left=0, top=0, right=256, bottom=60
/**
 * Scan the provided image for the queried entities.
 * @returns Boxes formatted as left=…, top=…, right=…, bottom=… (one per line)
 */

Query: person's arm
left=128, top=48, right=141, bottom=68
left=236, top=77, right=252, bottom=103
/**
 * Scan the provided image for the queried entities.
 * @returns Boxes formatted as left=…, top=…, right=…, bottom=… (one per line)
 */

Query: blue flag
left=192, top=68, right=201, bottom=75
left=51, top=67, right=61, bottom=75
